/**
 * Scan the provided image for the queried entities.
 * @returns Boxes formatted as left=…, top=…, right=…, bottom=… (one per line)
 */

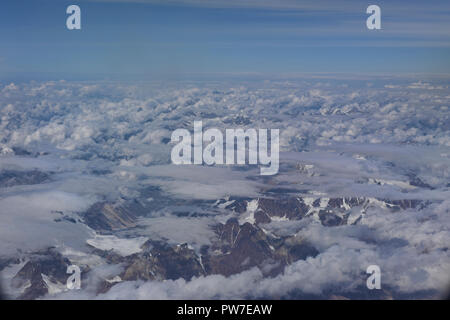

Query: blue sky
left=0, top=0, right=449, bottom=79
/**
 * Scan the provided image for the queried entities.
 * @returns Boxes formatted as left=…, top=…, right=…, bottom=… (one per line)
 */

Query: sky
left=0, top=0, right=449, bottom=79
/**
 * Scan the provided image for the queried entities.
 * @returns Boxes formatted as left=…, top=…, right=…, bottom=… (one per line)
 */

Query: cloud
left=89, top=0, right=449, bottom=15
left=136, top=215, right=217, bottom=250
left=93, top=200, right=450, bottom=299
left=0, top=76, right=449, bottom=299
left=90, top=0, right=361, bottom=11
left=0, top=191, right=94, bottom=256
left=86, top=235, right=148, bottom=256
left=142, top=165, right=262, bottom=199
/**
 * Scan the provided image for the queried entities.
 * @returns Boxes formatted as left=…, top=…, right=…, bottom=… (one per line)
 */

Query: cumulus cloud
left=0, top=76, right=449, bottom=299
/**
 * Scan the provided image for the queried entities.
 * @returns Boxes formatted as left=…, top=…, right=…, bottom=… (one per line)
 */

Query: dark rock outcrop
left=11, top=248, right=71, bottom=300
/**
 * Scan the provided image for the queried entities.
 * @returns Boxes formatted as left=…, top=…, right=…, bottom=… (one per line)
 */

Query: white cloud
left=0, top=77, right=449, bottom=299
